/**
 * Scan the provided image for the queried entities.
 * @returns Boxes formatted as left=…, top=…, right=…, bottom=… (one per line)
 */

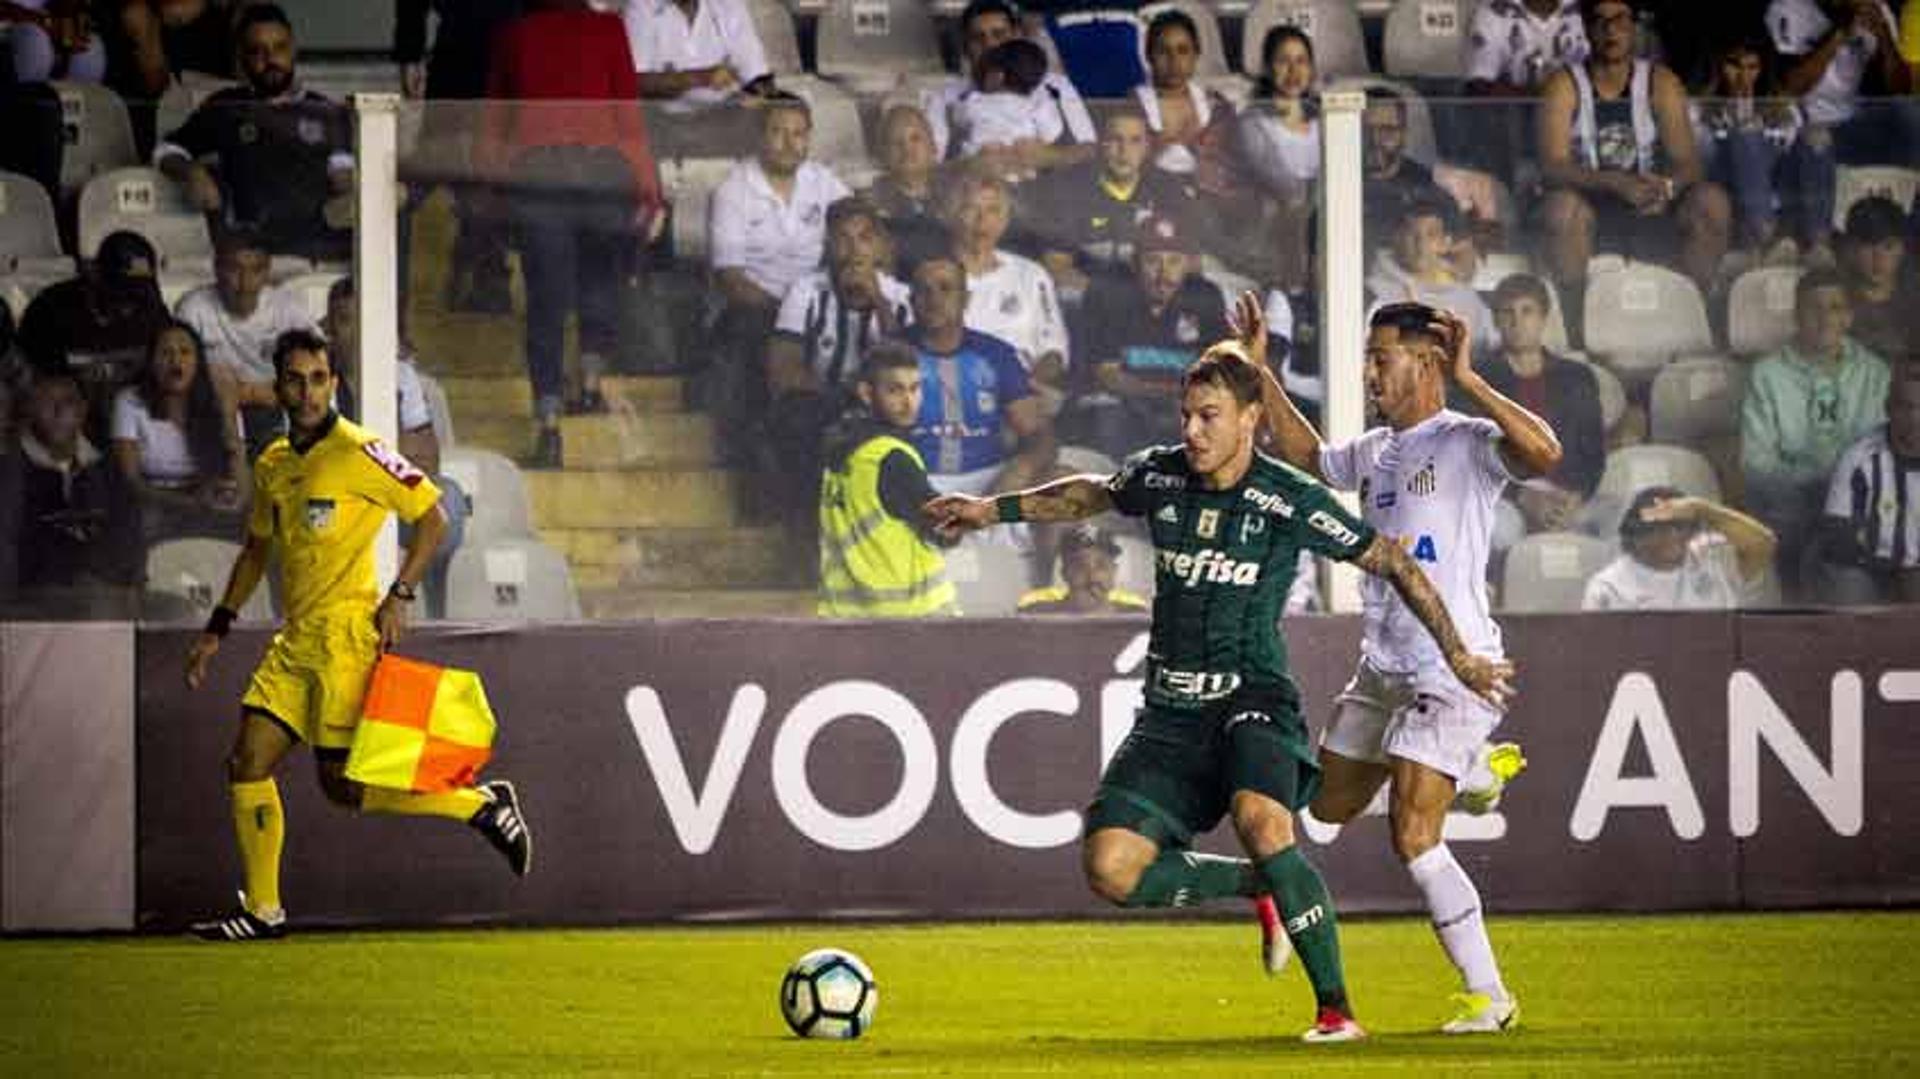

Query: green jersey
left=1107, top=445, right=1376, bottom=713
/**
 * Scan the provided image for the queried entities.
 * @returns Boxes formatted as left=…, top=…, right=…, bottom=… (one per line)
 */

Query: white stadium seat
left=145, top=537, right=276, bottom=624
left=1582, top=261, right=1714, bottom=388
left=0, top=170, right=68, bottom=275
left=668, top=157, right=737, bottom=264
left=747, top=0, right=804, bottom=76
left=1055, top=445, right=1119, bottom=476
left=440, top=447, right=536, bottom=544
left=443, top=538, right=581, bottom=621
left=1383, top=0, right=1473, bottom=80
left=1243, top=1, right=1370, bottom=79
left=945, top=531, right=1038, bottom=617
left=1501, top=530, right=1613, bottom=613
left=54, top=80, right=138, bottom=195
left=1725, top=265, right=1803, bottom=357
left=1592, top=444, right=1723, bottom=538
left=816, top=0, right=945, bottom=95
left=78, top=167, right=214, bottom=271
left=1649, top=353, right=1746, bottom=443
left=1832, top=164, right=1920, bottom=230
left=277, top=269, right=346, bottom=326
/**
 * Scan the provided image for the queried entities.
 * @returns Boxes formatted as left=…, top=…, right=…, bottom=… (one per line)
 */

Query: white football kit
left=1317, top=409, right=1512, bottom=779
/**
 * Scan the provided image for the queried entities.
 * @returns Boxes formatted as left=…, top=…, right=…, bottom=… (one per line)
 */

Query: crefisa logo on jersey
left=1241, top=486, right=1295, bottom=518
left=1157, top=548, right=1262, bottom=588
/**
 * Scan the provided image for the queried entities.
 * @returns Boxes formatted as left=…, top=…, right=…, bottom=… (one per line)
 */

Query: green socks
left=1257, top=847, right=1350, bottom=1012
left=1123, top=851, right=1260, bottom=908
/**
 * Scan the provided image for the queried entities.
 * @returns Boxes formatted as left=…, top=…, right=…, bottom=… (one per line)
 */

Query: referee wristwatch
left=388, top=581, right=419, bottom=603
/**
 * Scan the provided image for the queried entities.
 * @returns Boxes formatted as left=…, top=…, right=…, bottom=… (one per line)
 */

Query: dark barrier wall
left=135, top=613, right=1920, bottom=930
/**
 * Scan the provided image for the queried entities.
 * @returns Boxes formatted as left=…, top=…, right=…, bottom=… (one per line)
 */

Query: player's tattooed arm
left=1353, top=534, right=1517, bottom=707
left=924, top=476, right=1114, bottom=539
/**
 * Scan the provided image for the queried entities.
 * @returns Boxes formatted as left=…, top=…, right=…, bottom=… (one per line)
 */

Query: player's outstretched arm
left=185, top=530, right=273, bottom=689
left=1230, top=290, right=1324, bottom=476
left=1432, top=309, right=1563, bottom=480
left=924, top=475, right=1115, bottom=539
left=1352, top=534, right=1516, bottom=707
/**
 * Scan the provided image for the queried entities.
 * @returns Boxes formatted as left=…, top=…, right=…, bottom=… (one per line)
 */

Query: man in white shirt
left=625, top=0, right=774, bottom=106
left=173, top=230, right=317, bottom=457
left=945, top=171, right=1070, bottom=395
left=919, top=0, right=1094, bottom=171
left=1467, top=0, right=1589, bottom=95
left=708, top=95, right=851, bottom=456
left=1770, top=0, right=1912, bottom=153
left=1583, top=485, right=1778, bottom=609
left=1258, top=299, right=1561, bottom=1036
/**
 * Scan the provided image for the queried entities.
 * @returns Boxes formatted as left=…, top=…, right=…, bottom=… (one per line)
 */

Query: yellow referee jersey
left=248, top=414, right=441, bottom=625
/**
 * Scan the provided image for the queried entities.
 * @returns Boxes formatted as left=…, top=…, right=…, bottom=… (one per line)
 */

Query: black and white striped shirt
left=772, top=270, right=911, bottom=391
left=1824, top=425, right=1920, bottom=570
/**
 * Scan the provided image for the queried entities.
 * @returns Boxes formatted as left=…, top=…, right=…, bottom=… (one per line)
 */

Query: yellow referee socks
left=361, top=786, right=490, bottom=821
left=229, top=778, right=284, bottom=915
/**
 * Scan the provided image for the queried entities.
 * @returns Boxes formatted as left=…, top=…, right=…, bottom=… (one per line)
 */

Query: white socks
left=1406, top=843, right=1506, bottom=1000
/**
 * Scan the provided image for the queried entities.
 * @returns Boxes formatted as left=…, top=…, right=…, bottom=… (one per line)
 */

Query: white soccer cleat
left=1454, top=742, right=1527, bottom=815
left=1301, top=1006, right=1367, bottom=1043
left=1441, top=991, right=1519, bottom=1034
left=1254, top=894, right=1292, bottom=976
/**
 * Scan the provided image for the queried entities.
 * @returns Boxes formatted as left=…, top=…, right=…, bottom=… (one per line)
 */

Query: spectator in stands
left=394, top=0, right=524, bottom=314
left=1016, top=523, right=1147, bottom=614
left=1466, top=0, right=1590, bottom=96
left=1692, top=34, right=1825, bottom=263
left=1062, top=213, right=1228, bottom=460
left=1362, top=87, right=1498, bottom=265
left=321, top=277, right=467, bottom=616
left=1769, top=0, right=1916, bottom=165
left=0, top=365, right=143, bottom=615
left=708, top=94, right=851, bottom=459
left=17, top=230, right=169, bottom=382
left=174, top=228, right=316, bottom=457
left=110, top=0, right=239, bottom=100
left=953, top=38, right=1055, bottom=171
left=1132, top=8, right=1235, bottom=196
left=904, top=248, right=1053, bottom=494
left=478, top=0, right=664, bottom=469
left=864, top=104, right=946, bottom=272
left=110, top=319, right=244, bottom=540
left=945, top=171, right=1069, bottom=397
left=1238, top=25, right=1319, bottom=204
left=1811, top=365, right=1920, bottom=603
left=5, top=0, right=106, bottom=82
left=1839, top=195, right=1919, bottom=360
left=762, top=196, right=909, bottom=542
left=1366, top=196, right=1501, bottom=357
left=155, top=4, right=354, bottom=261
left=1022, top=103, right=1198, bottom=300
left=1536, top=0, right=1732, bottom=307
left=1582, top=484, right=1779, bottom=608
left=927, top=0, right=1096, bottom=165
left=624, top=0, right=775, bottom=106
left=1479, top=274, right=1607, bottom=533
left=1742, top=267, right=1893, bottom=589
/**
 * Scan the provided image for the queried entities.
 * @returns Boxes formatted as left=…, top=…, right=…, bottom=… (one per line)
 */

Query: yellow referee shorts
left=241, top=611, right=381, bottom=750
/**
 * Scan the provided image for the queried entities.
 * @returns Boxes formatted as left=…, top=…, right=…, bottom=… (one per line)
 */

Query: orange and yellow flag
left=346, top=654, right=497, bottom=792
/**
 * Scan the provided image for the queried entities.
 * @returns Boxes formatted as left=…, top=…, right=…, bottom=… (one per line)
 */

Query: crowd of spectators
left=6, top=0, right=1920, bottom=618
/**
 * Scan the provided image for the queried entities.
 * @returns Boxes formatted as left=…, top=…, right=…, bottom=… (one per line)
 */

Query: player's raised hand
left=1431, top=308, right=1473, bottom=383
left=1451, top=652, right=1516, bottom=709
left=185, top=633, right=221, bottom=690
left=923, top=494, right=996, bottom=541
left=1229, top=290, right=1268, bottom=369
left=1636, top=494, right=1706, bottom=525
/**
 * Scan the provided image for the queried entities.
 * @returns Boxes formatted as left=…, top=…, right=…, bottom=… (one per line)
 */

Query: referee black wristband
left=995, top=495, right=1023, bottom=524
left=204, top=606, right=237, bottom=638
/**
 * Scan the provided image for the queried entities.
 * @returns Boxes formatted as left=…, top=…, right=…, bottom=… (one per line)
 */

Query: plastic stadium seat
left=1140, top=1, right=1232, bottom=80
left=1649, top=354, right=1746, bottom=443
left=1243, top=1, right=1370, bottom=79
left=145, top=537, right=275, bottom=623
left=1501, top=530, right=1613, bottom=613
left=1726, top=265, right=1803, bottom=357
left=1595, top=444, right=1723, bottom=518
left=439, top=447, right=536, bottom=543
left=747, top=0, right=804, bottom=76
left=78, top=167, right=215, bottom=271
left=666, top=157, right=737, bottom=263
left=1582, top=261, right=1713, bottom=388
left=1832, top=164, right=1920, bottom=230
left=1567, top=354, right=1626, bottom=434
left=783, top=78, right=871, bottom=176
left=1471, top=250, right=1530, bottom=292
left=0, top=169, right=68, bottom=274
left=945, top=531, right=1037, bottom=617
left=1327, top=76, right=1436, bottom=164
left=278, top=269, right=345, bottom=326
left=816, top=0, right=944, bottom=94
left=1383, top=0, right=1473, bottom=80
left=53, top=81, right=139, bottom=195
left=418, top=370, right=457, bottom=449
left=443, top=538, right=581, bottom=621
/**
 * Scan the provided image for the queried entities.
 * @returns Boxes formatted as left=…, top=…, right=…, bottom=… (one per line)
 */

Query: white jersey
left=1320, top=409, right=1510, bottom=677
left=1582, top=532, right=1750, bottom=610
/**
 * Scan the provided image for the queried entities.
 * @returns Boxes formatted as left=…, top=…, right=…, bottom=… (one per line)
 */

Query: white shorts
left=1320, top=656, right=1504, bottom=781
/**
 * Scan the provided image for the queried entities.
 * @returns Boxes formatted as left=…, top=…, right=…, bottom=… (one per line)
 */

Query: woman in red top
left=478, top=0, right=665, bottom=468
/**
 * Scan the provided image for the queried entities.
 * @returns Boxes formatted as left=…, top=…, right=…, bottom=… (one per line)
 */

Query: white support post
left=354, top=92, right=403, bottom=584
left=1319, top=89, right=1367, bottom=613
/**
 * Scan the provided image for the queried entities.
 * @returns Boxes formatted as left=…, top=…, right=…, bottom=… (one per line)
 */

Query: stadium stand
left=1328, top=75, right=1438, bottom=164
left=815, top=0, right=946, bottom=94
left=53, top=81, right=139, bottom=197
left=441, top=447, right=537, bottom=545
left=946, top=534, right=1038, bottom=617
left=443, top=537, right=582, bottom=621
left=145, top=537, right=276, bottom=623
left=1242, top=0, right=1370, bottom=79
left=1381, top=0, right=1473, bottom=81
left=1501, top=530, right=1614, bottom=613
left=1581, top=261, right=1715, bottom=389
left=77, top=167, right=215, bottom=271
left=1726, top=265, right=1804, bottom=358
left=0, top=169, right=68, bottom=276
left=1596, top=444, right=1724, bottom=508
left=747, top=0, right=806, bottom=76
left=1141, top=1, right=1233, bottom=82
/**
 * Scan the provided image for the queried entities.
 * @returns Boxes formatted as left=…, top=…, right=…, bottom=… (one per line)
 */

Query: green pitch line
left=3, top=913, right=1915, bottom=1077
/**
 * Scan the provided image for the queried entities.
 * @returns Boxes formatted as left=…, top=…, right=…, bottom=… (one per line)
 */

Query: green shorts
left=1085, top=688, right=1321, bottom=849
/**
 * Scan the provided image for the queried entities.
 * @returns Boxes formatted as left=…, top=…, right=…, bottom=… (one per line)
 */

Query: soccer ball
left=779, top=948, right=878, bottom=1039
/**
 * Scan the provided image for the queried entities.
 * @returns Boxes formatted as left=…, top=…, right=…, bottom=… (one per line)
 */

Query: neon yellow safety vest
left=818, top=434, right=957, bottom=618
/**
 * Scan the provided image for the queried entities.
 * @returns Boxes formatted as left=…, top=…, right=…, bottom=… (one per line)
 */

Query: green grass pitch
left=5, top=913, right=1915, bottom=1076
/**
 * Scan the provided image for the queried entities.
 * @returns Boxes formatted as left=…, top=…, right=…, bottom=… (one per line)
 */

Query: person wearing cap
left=1016, top=524, right=1148, bottom=614
left=1063, top=210, right=1229, bottom=459
left=1582, top=484, right=1778, bottom=609
left=17, top=230, right=170, bottom=383
left=1838, top=195, right=1919, bottom=361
